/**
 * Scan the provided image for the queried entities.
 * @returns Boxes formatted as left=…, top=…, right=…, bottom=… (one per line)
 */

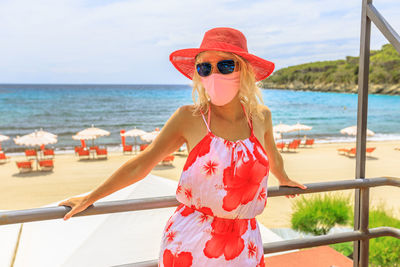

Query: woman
left=59, top=27, right=307, bottom=266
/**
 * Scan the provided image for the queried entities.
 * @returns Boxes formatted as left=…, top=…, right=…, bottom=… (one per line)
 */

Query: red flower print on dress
left=203, top=160, right=218, bottom=176
left=203, top=218, right=248, bottom=260
left=166, top=231, right=176, bottom=242
left=183, top=135, right=212, bottom=171
left=176, top=184, right=182, bottom=194
left=253, top=143, right=269, bottom=170
left=197, top=206, right=214, bottom=223
left=180, top=205, right=196, bottom=217
left=250, top=218, right=257, bottom=230
left=165, top=220, right=174, bottom=232
left=184, top=187, right=192, bottom=200
left=198, top=206, right=214, bottom=216
left=163, top=249, right=193, bottom=267
left=247, top=241, right=257, bottom=258
left=257, top=187, right=266, bottom=201
left=223, top=139, right=233, bottom=149
left=257, top=254, right=266, bottom=267
left=222, top=150, right=269, bottom=211
left=180, top=204, right=214, bottom=218
left=199, top=213, right=211, bottom=223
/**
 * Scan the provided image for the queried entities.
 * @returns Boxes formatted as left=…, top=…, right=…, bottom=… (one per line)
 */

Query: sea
left=0, top=84, right=399, bottom=154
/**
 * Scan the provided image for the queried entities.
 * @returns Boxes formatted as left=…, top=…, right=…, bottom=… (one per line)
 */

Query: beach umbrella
left=122, top=128, right=147, bottom=137
left=140, top=129, right=160, bottom=143
left=14, top=130, right=58, bottom=169
left=121, top=128, right=147, bottom=153
left=273, top=122, right=296, bottom=143
left=14, top=130, right=57, bottom=147
left=273, top=122, right=294, bottom=133
left=72, top=125, right=110, bottom=147
left=0, top=134, right=10, bottom=151
left=273, top=131, right=281, bottom=140
left=340, top=125, right=375, bottom=137
left=290, top=122, right=312, bottom=138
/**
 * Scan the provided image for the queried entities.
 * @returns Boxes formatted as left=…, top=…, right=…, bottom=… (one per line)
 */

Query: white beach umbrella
left=290, top=122, right=312, bottom=131
left=273, top=122, right=296, bottom=143
left=340, top=125, right=375, bottom=136
left=0, top=134, right=10, bottom=142
left=140, top=130, right=159, bottom=143
left=72, top=125, right=110, bottom=147
left=14, top=130, right=57, bottom=169
left=14, top=130, right=57, bottom=147
left=0, top=134, right=10, bottom=151
left=121, top=128, right=147, bottom=153
left=273, top=131, right=281, bottom=140
left=72, top=125, right=110, bottom=140
left=290, top=122, right=312, bottom=138
left=273, top=122, right=295, bottom=133
left=121, top=128, right=147, bottom=137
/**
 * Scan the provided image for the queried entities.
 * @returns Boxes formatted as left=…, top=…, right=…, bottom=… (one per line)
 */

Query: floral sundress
left=158, top=102, right=270, bottom=266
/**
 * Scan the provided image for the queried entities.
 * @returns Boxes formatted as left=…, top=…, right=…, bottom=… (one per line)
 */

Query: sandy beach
left=1, top=140, right=399, bottom=228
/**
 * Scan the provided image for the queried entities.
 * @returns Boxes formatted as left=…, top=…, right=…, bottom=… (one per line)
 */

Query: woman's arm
left=85, top=106, right=187, bottom=204
left=262, top=107, right=290, bottom=183
left=262, top=107, right=307, bottom=197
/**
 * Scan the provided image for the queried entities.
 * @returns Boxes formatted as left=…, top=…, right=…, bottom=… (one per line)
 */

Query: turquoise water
left=0, top=84, right=399, bottom=152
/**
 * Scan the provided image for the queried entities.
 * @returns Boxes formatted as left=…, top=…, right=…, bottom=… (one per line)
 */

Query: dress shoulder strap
left=240, top=102, right=254, bottom=132
left=199, top=106, right=211, bottom=132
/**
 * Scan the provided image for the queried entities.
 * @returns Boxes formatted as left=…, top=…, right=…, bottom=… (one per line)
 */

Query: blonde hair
left=191, top=51, right=265, bottom=122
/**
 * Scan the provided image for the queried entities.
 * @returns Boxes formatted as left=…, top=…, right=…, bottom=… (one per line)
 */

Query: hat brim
left=169, top=48, right=275, bottom=82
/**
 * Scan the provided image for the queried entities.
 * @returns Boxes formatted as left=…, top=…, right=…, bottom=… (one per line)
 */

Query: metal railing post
left=354, top=0, right=372, bottom=266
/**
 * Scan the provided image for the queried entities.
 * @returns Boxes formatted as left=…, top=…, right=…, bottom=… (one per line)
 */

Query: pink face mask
left=200, top=71, right=240, bottom=106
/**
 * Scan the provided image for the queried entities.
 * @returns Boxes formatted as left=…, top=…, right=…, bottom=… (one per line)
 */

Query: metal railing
left=1, top=0, right=400, bottom=266
left=355, top=0, right=400, bottom=266
left=1, top=177, right=399, bottom=267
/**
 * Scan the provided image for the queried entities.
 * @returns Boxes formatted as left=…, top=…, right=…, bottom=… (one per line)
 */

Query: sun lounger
left=39, top=159, right=54, bottom=171
left=347, top=147, right=376, bottom=157
left=161, top=154, right=174, bottom=166
left=347, top=147, right=357, bottom=157
left=304, top=139, right=315, bottom=147
left=123, top=145, right=133, bottom=154
left=0, top=152, right=10, bottom=164
left=77, top=149, right=90, bottom=160
left=337, top=148, right=351, bottom=155
left=286, top=140, right=299, bottom=152
left=338, top=147, right=376, bottom=157
left=95, top=148, right=108, bottom=159
left=43, top=149, right=55, bottom=159
left=75, top=146, right=84, bottom=155
left=366, top=147, right=376, bottom=156
left=16, top=161, right=33, bottom=173
left=25, top=149, right=37, bottom=160
left=276, top=142, right=285, bottom=152
left=140, top=144, right=149, bottom=151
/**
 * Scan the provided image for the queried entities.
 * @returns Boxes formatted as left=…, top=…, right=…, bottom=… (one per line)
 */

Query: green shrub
left=291, top=192, right=352, bottom=235
left=290, top=193, right=400, bottom=266
left=330, top=205, right=400, bottom=266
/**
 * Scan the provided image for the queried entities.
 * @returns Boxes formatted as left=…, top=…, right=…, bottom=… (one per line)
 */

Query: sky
left=0, top=0, right=399, bottom=84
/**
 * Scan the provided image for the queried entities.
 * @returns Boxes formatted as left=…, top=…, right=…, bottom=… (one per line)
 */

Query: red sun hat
left=169, top=27, right=275, bottom=82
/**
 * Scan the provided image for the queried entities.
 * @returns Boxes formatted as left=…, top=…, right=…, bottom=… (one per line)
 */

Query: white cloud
left=0, top=0, right=398, bottom=84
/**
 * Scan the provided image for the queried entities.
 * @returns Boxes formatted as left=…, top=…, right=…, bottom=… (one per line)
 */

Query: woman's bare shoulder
left=178, top=104, right=201, bottom=120
left=255, top=105, right=272, bottom=132
left=255, top=104, right=272, bottom=120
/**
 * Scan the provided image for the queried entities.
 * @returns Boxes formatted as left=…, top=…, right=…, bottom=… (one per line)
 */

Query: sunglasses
left=196, top=59, right=237, bottom=77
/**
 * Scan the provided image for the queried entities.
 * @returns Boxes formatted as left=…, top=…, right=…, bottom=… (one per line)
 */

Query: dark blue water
left=0, top=84, right=399, bottom=152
